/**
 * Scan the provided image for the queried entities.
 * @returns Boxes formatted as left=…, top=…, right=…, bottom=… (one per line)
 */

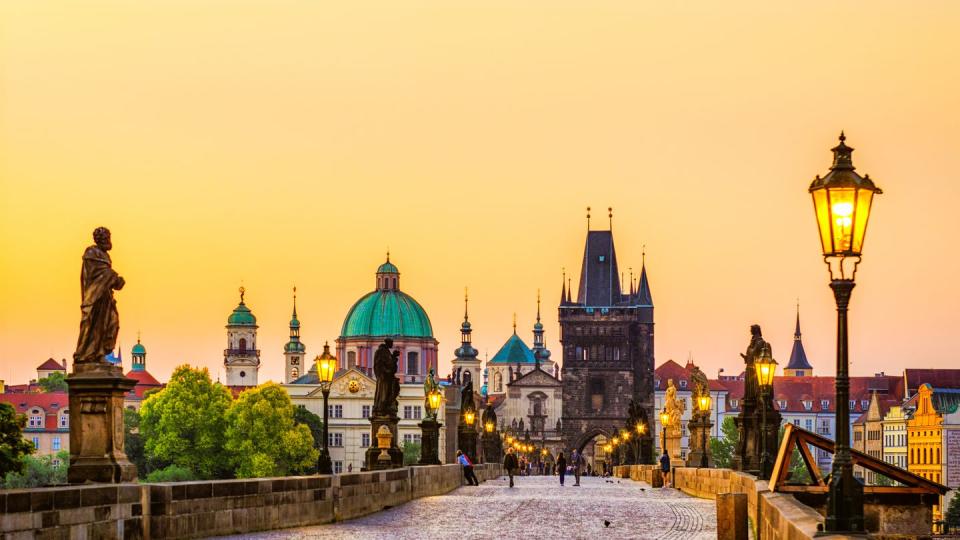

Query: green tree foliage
left=777, top=425, right=813, bottom=484
left=945, top=492, right=960, bottom=532
left=708, top=417, right=738, bottom=469
left=225, top=383, right=318, bottom=478
left=0, top=402, right=34, bottom=478
left=292, top=406, right=323, bottom=474
left=124, top=408, right=148, bottom=477
left=2, top=450, right=69, bottom=488
left=140, top=365, right=233, bottom=479
left=144, top=464, right=195, bottom=483
left=402, top=441, right=421, bottom=466
left=37, top=372, right=68, bottom=393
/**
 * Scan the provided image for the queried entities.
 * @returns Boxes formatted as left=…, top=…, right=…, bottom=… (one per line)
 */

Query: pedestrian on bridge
left=660, top=450, right=671, bottom=488
left=457, top=450, right=479, bottom=486
left=556, top=452, right=567, bottom=486
left=503, top=448, right=519, bottom=488
left=571, top=449, right=583, bottom=486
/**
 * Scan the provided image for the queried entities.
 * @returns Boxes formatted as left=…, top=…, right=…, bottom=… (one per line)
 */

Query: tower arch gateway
left=560, top=216, right=655, bottom=463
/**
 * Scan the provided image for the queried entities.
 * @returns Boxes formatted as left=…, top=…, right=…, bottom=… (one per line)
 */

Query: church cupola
left=376, top=252, right=400, bottom=291
left=284, top=287, right=307, bottom=383
left=224, top=286, right=260, bottom=386
left=131, top=334, right=146, bottom=372
left=455, top=288, right=478, bottom=360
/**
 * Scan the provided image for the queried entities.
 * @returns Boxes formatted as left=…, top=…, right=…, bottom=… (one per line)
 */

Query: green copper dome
left=377, top=261, right=399, bottom=274
left=131, top=342, right=146, bottom=356
left=284, top=340, right=306, bottom=353
left=341, top=290, right=433, bottom=338
left=228, top=302, right=257, bottom=326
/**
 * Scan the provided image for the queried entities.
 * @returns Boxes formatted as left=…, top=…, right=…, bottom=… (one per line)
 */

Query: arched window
left=494, top=372, right=502, bottom=393
left=937, top=448, right=941, bottom=464
left=28, top=409, right=43, bottom=429
left=291, top=368, right=299, bottom=379
left=406, top=352, right=419, bottom=375
left=347, top=351, right=357, bottom=369
left=59, top=411, right=69, bottom=429
left=392, top=277, right=397, bottom=289
left=239, top=338, right=247, bottom=352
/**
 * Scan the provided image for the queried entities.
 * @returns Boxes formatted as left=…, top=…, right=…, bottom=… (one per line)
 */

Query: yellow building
left=907, top=383, right=959, bottom=520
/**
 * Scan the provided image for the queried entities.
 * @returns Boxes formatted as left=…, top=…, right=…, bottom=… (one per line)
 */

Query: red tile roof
left=124, top=370, right=164, bottom=400
left=0, top=392, right=69, bottom=431
left=36, top=358, right=66, bottom=371
left=722, top=374, right=903, bottom=415
left=904, top=369, right=960, bottom=396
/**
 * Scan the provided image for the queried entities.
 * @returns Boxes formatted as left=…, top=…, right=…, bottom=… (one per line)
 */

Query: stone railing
left=0, top=463, right=502, bottom=539
left=614, top=465, right=931, bottom=540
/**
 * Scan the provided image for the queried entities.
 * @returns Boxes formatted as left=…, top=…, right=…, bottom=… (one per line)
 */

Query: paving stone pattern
left=227, top=475, right=716, bottom=540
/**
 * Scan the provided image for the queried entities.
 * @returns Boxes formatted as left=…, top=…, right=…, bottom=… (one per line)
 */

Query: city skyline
left=3, top=1, right=959, bottom=385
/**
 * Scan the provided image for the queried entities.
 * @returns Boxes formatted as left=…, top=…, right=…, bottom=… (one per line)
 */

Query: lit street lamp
left=659, top=410, right=670, bottom=455
left=695, top=393, right=712, bottom=468
left=809, top=133, right=880, bottom=533
left=753, top=346, right=776, bottom=479
left=419, top=384, right=443, bottom=465
left=315, top=343, right=336, bottom=475
left=635, top=421, right=648, bottom=465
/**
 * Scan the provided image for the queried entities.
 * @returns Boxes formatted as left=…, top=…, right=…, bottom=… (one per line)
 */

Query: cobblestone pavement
left=224, top=475, right=717, bottom=540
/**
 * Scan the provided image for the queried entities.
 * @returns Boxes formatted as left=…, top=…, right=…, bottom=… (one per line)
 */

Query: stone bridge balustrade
left=0, top=463, right=502, bottom=539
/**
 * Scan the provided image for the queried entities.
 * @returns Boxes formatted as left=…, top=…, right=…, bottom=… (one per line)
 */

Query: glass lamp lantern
left=660, top=411, right=670, bottom=428
left=485, top=421, right=494, bottom=433
left=427, top=389, right=443, bottom=417
left=636, top=421, right=647, bottom=436
left=697, top=394, right=712, bottom=413
left=316, top=345, right=337, bottom=386
left=754, top=344, right=778, bottom=388
left=464, top=410, right=475, bottom=426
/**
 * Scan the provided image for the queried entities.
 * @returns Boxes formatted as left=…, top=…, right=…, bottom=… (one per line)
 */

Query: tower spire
left=292, top=285, right=298, bottom=318
left=586, top=206, right=591, bottom=231
left=464, top=286, right=469, bottom=322
left=560, top=268, right=567, bottom=305
left=608, top=207, right=613, bottom=230
left=512, top=313, right=517, bottom=334
left=536, top=289, right=541, bottom=323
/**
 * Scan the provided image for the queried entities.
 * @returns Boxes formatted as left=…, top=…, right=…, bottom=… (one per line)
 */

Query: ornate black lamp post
left=809, top=133, right=881, bottom=533
left=315, top=344, right=336, bottom=475
left=753, top=345, right=776, bottom=479
left=418, top=386, right=443, bottom=465
left=695, top=393, right=712, bottom=468
left=635, top=421, right=648, bottom=465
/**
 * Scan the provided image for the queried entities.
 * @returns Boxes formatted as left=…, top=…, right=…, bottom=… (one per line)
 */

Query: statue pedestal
left=418, top=419, right=442, bottom=465
left=481, top=432, right=502, bottom=464
left=365, top=415, right=403, bottom=470
left=457, top=424, right=478, bottom=462
left=66, top=365, right=138, bottom=484
left=687, top=416, right=714, bottom=468
left=665, top=433, right=685, bottom=467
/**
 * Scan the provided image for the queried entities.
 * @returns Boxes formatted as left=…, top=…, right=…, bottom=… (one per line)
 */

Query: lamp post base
left=418, top=419, right=442, bottom=465
left=318, top=449, right=333, bottom=475
left=366, top=414, right=403, bottom=470
left=824, top=458, right=865, bottom=532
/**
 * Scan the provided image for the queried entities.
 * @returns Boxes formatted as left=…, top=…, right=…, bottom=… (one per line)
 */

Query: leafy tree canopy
left=37, top=372, right=68, bottom=393
left=145, top=464, right=195, bottom=483
left=945, top=491, right=960, bottom=531
left=708, top=417, right=738, bottom=469
left=0, top=402, right=34, bottom=478
left=140, top=365, right=233, bottom=479
left=2, top=450, right=68, bottom=488
left=402, top=441, right=421, bottom=466
left=124, top=408, right=149, bottom=478
left=225, top=382, right=318, bottom=478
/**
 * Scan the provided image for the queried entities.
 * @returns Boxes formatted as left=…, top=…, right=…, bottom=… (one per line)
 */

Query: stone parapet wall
left=0, top=463, right=503, bottom=539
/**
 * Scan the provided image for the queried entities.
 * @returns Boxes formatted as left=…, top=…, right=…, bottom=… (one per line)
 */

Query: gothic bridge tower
left=560, top=209, right=655, bottom=455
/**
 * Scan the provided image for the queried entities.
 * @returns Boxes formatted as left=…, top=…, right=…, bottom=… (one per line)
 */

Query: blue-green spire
left=285, top=287, right=305, bottom=353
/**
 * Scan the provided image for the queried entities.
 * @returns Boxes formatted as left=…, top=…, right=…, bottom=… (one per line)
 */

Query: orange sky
left=2, top=1, right=959, bottom=386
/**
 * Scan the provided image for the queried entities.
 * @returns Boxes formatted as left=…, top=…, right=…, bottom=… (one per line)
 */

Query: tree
left=124, top=408, right=148, bottom=477
left=292, top=406, right=323, bottom=474
left=224, top=383, right=318, bottom=478
left=37, top=372, right=68, bottom=393
left=2, top=450, right=69, bottom=488
left=402, top=441, right=421, bottom=466
left=140, top=365, right=233, bottom=479
left=709, top=417, right=738, bottom=468
left=945, top=491, right=960, bottom=533
left=145, top=464, right=194, bottom=483
left=0, top=402, right=34, bottom=478
left=777, top=425, right=812, bottom=484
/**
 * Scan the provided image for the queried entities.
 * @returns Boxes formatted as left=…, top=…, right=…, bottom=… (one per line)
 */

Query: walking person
left=571, top=449, right=583, bottom=486
left=660, top=450, right=671, bottom=488
left=457, top=450, right=479, bottom=486
left=503, top=448, right=519, bottom=488
left=556, top=452, right=567, bottom=486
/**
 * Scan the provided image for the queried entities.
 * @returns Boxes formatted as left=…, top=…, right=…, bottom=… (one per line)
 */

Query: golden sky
left=2, top=1, right=959, bottom=385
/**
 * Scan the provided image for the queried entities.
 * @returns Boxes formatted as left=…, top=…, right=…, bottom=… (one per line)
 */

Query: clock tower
left=284, top=287, right=307, bottom=383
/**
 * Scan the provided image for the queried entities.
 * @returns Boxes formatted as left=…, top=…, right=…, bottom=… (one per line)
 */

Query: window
left=347, top=351, right=357, bottom=369
left=362, top=405, right=371, bottom=419
left=403, top=433, right=421, bottom=445
left=28, top=409, right=43, bottom=428
left=414, top=406, right=422, bottom=420
left=850, top=400, right=856, bottom=409
left=854, top=431, right=862, bottom=442
left=361, top=433, right=370, bottom=447
left=403, top=406, right=422, bottom=420
left=52, top=437, right=61, bottom=451
left=494, top=372, right=503, bottom=393
left=861, top=400, right=869, bottom=410
left=59, top=413, right=69, bottom=429
left=679, top=380, right=687, bottom=389
left=805, top=419, right=813, bottom=430
left=778, top=400, right=788, bottom=410
left=803, top=401, right=813, bottom=411
left=793, top=419, right=800, bottom=426
left=406, top=352, right=419, bottom=375
left=598, top=255, right=606, bottom=262
left=328, top=405, right=343, bottom=418
left=32, top=437, right=39, bottom=449
left=329, top=433, right=343, bottom=447
left=334, top=461, right=343, bottom=474
left=290, top=368, right=299, bottom=379
left=731, top=399, right=739, bottom=408
left=239, top=338, right=247, bottom=352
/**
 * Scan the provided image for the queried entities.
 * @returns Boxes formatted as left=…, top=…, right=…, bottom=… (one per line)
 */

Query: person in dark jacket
left=457, top=450, right=479, bottom=486
left=660, top=450, right=671, bottom=488
left=503, top=448, right=519, bottom=488
left=556, top=452, right=567, bottom=486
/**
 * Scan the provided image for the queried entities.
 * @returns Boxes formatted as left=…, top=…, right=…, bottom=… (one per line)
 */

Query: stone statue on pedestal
left=67, top=227, right=138, bottom=484
left=367, top=339, right=403, bottom=470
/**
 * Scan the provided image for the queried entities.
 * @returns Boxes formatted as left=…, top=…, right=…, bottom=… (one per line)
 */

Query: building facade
left=881, top=405, right=908, bottom=470
left=653, top=359, right=729, bottom=461
left=560, top=223, right=655, bottom=459
left=0, top=393, right=70, bottom=457
left=224, top=287, right=261, bottom=386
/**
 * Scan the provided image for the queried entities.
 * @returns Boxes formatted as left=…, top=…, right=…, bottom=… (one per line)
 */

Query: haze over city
left=2, top=1, right=959, bottom=385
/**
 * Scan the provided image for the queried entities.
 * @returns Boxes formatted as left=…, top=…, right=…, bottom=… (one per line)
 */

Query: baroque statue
left=373, top=338, right=401, bottom=417
left=460, top=379, right=475, bottom=417
left=73, top=227, right=125, bottom=368
left=664, top=379, right=685, bottom=436
left=481, top=401, right=497, bottom=430
left=423, top=368, right=441, bottom=420
left=689, top=365, right=710, bottom=419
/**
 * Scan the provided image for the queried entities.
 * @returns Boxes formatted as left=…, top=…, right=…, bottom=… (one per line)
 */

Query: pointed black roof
left=636, top=263, right=653, bottom=306
left=786, top=310, right=812, bottom=370
left=576, top=231, right=622, bottom=306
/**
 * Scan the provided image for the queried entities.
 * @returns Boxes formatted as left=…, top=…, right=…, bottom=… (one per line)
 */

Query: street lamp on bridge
left=315, top=343, right=336, bottom=475
left=809, top=132, right=881, bottom=533
left=753, top=346, right=777, bottom=479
